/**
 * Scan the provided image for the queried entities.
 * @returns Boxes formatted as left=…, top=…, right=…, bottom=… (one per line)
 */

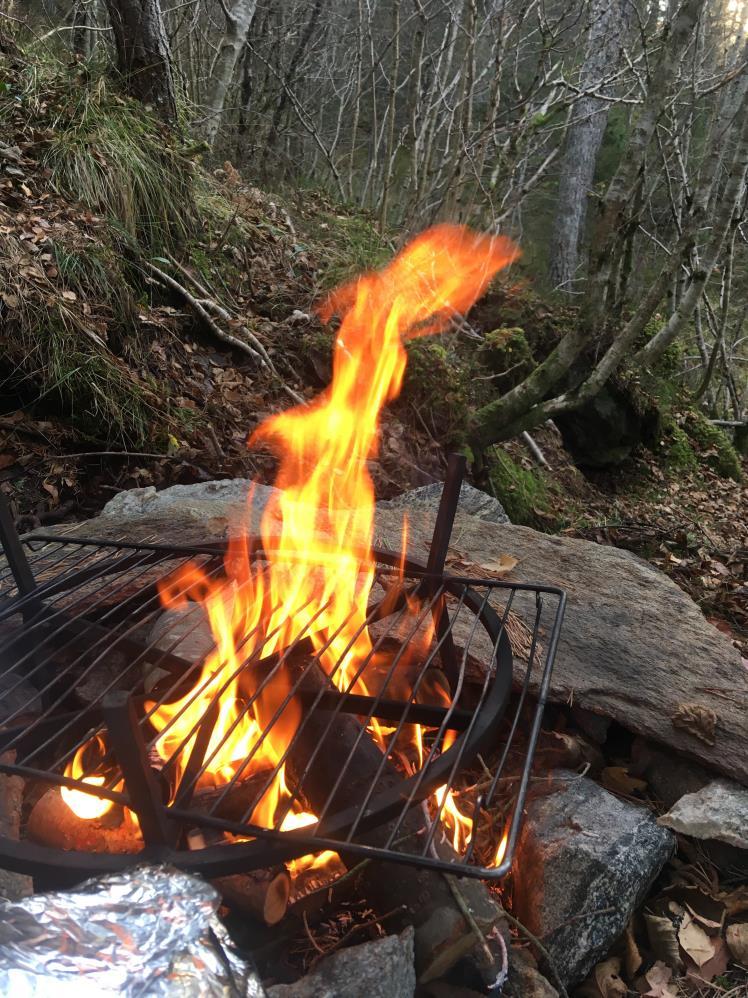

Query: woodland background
left=0, top=0, right=745, bottom=647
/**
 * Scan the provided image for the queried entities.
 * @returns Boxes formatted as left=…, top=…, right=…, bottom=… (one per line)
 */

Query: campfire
left=0, top=226, right=564, bottom=955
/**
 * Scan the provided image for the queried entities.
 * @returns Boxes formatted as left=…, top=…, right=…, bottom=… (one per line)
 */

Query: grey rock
left=267, top=927, right=415, bottom=998
left=513, top=770, right=674, bottom=987
left=505, top=947, right=559, bottom=998
left=630, top=739, right=712, bottom=810
left=0, top=671, right=41, bottom=725
left=58, top=493, right=748, bottom=783
left=101, top=479, right=279, bottom=530
left=372, top=508, right=748, bottom=784
left=658, top=779, right=748, bottom=850
left=378, top=481, right=509, bottom=524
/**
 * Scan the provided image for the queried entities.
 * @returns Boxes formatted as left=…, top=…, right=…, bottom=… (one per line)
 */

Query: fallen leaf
left=61, top=289, right=77, bottom=302
left=643, top=912, right=683, bottom=973
left=42, top=479, right=59, bottom=504
left=686, top=936, right=730, bottom=983
left=624, top=918, right=643, bottom=979
left=576, top=957, right=627, bottom=998
left=678, top=912, right=715, bottom=967
left=601, top=766, right=648, bottom=796
left=481, top=553, right=519, bottom=575
left=635, top=961, right=678, bottom=997
left=726, top=922, right=748, bottom=964
left=665, top=885, right=725, bottom=936
left=0, top=452, right=18, bottom=470
left=671, top=703, right=717, bottom=745
left=720, top=886, right=748, bottom=917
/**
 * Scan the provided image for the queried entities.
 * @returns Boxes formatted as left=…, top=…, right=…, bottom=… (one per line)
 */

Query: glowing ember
left=61, top=736, right=116, bottom=821
left=62, top=224, right=517, bottom=876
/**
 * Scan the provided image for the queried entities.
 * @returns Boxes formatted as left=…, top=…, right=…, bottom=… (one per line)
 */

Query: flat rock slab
left=658, top=779, right=748, bottom=850
left=513, top=771, right=674, bottom=987
left=372, top=507, right=748, bottom=785
left=267, top=927, right=415, bottom=998
left=378, top=482, right=509, bottom=524
left=34, top=482, right=748, bottom=783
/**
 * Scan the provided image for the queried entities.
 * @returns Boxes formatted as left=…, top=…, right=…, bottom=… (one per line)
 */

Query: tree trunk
left=103, top=0, right=176, bottom=121
left=202, top=0, right=258, bottom=147
left=548, top=0, right=631, bottom=290
left=466, top=0, right=706, bottom=452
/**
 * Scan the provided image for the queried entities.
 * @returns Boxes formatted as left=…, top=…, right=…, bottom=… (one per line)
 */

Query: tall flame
left=62, top=225, right=517, bottom=874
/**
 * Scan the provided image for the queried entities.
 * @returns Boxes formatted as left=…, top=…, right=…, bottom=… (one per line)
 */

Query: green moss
left=304, top=210, right=390, bottom=289
left=489, top=449, right=552, bottom=527
left=401, top=340, right=470, bottom=447
left=685, top=411, right=742, bottom=481
left=478, top=327, right=535, bottom=392
left=664, top=422, right=698, bottom=471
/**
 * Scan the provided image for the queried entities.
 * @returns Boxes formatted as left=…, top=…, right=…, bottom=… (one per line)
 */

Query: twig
left=521, top=431, right=550, bottom=468
left=445, top=873, right=495, bottom=968
left=215, top=209, right=238, bottom=250
left=501, top=909, right=570, bottom=998
left=144, top=262, right=268, bottom=367
left=302, top=910, right=326, bottom=955
left=307, top=906, right=406, bottom=970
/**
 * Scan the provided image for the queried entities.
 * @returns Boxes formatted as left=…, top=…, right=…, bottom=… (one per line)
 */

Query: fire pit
left=0, top=227, right=566, bottom=945
left=0, top=464, right=564, bottom=888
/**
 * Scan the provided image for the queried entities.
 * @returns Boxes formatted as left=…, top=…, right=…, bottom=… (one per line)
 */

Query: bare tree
left=103, top=0, right=176, bottom=120
left=201, top=0, right=258, bottom=146
left=548, top=0, right=632, bottom=290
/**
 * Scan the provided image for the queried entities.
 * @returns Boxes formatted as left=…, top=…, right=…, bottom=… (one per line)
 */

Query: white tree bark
left=202, top=0, right=258, bottom=147
left=548, top=0, right=631, bottom=290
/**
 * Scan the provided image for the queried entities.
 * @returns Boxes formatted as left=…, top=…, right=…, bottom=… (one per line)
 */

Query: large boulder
left=371, top=505, right=748, bottom=786
left=378, top=481, right=509, bottom=524
left=44, top=481, right=748, bottom=784
left=513, top=771, right=674, bottom=987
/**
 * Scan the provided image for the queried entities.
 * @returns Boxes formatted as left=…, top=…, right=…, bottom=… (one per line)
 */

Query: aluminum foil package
left=0, top=865, right=266, bottom=997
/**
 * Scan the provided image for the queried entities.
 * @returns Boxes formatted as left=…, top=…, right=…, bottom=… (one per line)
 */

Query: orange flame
left=62, top=225, right=517, bottom=876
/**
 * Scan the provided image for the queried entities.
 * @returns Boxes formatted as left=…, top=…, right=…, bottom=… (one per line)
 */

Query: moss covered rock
left=489, top=449, right=550, bottom=527
left=400, top=340, right=470, bottom=446
left=684, top=411, right=742, bottom=481
left=478, top=327, right=535, bottom=392
left=555, top=380, right=661, bottom=469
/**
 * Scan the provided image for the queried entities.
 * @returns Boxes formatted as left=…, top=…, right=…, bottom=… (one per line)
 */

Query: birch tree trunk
left=547, top=0, right=631, bottom=290
left=202, top=0, right=258, bottom=147
left=103, top=0, right=176, bottom=121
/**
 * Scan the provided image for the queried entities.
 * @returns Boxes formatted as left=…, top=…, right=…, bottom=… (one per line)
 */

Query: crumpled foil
left=0, top=865, right=266, bottom=997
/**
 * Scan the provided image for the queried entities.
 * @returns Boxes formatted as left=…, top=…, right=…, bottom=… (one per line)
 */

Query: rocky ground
left=2, top=478, right=744, bottom=997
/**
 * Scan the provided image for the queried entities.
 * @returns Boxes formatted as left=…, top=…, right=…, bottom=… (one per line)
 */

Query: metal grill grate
left=0, top=473, right=565, bottom=883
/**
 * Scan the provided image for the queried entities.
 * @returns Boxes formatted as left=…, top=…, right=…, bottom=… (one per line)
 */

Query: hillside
left=1, top=52, right=745, bottom=656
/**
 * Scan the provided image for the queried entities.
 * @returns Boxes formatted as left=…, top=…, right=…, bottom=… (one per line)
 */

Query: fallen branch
left=521, top=431, right=550, bottom=468
left=143, top=261, right=268, bottom=368
left=146, top=260, right=305, bottom=405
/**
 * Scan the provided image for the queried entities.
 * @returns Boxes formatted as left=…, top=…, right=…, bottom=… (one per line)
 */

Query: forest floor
left=1, top=53, right=745, bottom=661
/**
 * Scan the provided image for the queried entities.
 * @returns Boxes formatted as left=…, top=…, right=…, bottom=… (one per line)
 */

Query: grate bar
left=0, top=523, right=566, bottom=881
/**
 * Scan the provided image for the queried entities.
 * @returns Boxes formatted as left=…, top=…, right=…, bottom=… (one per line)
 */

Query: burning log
left=191, top=768, right=276, bottom=823
left=186, top=829, right=290, bottom=925
left=26, top=788, right=143, bottom=853
left=215, top=869, right=290, bottom=925
left=285, top=661, right=504, bottom=984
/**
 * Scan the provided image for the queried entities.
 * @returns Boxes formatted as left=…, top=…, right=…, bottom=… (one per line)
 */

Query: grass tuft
left=40, top=77, right=196, bottom=250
